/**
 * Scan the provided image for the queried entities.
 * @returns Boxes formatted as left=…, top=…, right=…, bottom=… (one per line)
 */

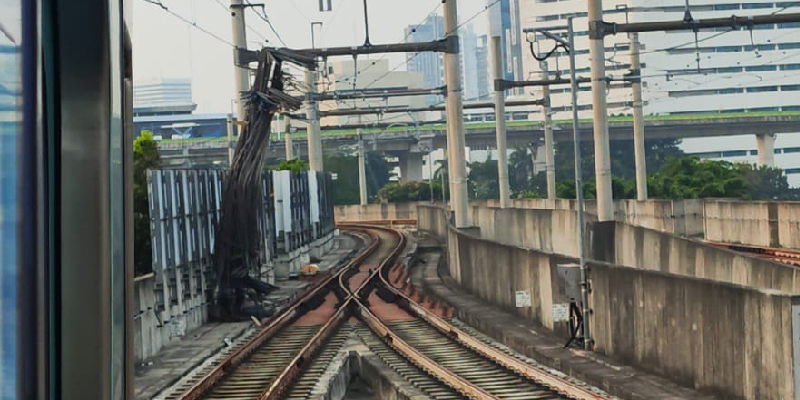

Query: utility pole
left=226, top=114, right=234, bottom=166
left=630, top=32, right=647, bottom=200
left=491, top=35, right=510, bottom=208
left=444, top=0, right=470, bottom=227
left=568, top=17, right=592, bottom=352
left=357, top=116, right=368, bottom=206
left=283, top=113, right=293, bottom=160
left=305, top=69, right=324, bottom=171
left=230, top=0, right=250, bottom=123
left=540, top=61, right=556, bottom=200
left=587, top=0, right=614, bottom=221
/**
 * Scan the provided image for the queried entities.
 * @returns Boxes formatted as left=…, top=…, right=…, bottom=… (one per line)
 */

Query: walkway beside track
left=409, top=232, right=716, bottom=400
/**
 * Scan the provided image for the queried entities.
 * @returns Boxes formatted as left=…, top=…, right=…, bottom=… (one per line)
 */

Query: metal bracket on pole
left=588, top=20, right=616, bottom=39
left=444, top=35, right=460, bottom=54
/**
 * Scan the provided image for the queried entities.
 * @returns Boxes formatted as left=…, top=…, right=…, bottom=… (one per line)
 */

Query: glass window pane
left=0, top=1, right=21, bottom=396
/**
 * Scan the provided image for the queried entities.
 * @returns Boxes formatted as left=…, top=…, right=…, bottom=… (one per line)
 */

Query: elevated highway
left=158, top=114, right=800, bottom=167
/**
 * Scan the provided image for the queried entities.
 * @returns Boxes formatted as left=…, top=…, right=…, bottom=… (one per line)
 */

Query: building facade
left=405, top=15, right=445, bottom=104
left=518, top=0, right=800, bottom=185
left=133, top=77, right=196, bottom=116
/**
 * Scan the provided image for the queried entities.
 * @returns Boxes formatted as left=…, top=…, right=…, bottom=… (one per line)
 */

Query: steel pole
left=358, top=116, right=368, bottom=205
left=230, top=0, right=250, bottom=123
left=568, top=17, right=592, bottom=351
left=491, top=36, right=510, bottom=208
left=283, top=113, right=293, bottom=160
left=587, top=0, right=614, bottom=221
left=444, top=0, right=470, bottom=227
left=630, top=32, right=647, bottom=200
left=226, top=114, right=234, bottom=166
left=305, top=69, right=324, bottom=171
left=541, top=61, right=556, bottom=200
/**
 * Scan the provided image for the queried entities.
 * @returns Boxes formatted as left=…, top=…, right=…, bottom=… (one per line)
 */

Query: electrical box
left=557, top=263, right=582, bottom=302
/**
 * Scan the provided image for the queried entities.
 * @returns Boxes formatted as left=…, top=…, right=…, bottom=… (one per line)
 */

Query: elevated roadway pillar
left=756, top=133, right=776, bottom=167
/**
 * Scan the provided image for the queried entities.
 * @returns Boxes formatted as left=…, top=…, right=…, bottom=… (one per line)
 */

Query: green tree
left=378, top=180, right=445, bottom=202
left=467, top=156, right=499, bottom=200
left=323, top=152, right=393, bottom=205
left=268, top=159, right=308, bottom=171
left=134, top=132, right=160, bottom=276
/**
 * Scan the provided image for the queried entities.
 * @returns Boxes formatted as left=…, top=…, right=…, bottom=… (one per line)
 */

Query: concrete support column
left=399, top=152, right=424, bottom=182
left=491, top=35, right=510, bottom=208
left=230, top=0, right=249, bottom=122
left=283, top=113, right=293, bottom=160
left=756, top=133, right=776, bottom=167
left=540, top=61, right=556, bottom=200
left=588, top=0, right=614, bottom=221
left=444, top=0, right=470, bottom=227
left=305, top=69, right=323, bottom=171
left=630, top=32, right=648, bottom=200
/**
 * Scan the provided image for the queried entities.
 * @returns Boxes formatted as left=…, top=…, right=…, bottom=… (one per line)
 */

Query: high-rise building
left=320, top=59, right=426, bottom=126
left=133, top=78, right=195, bottom=116
left=476, top=35, right=491, bottom=100
left=405, top=15, right=445, bottom=104
left=461, top=25, right=480, bottom=101
left=519, top=0, right=800, bottom=185
left=488, top=0, right=528, bottom=94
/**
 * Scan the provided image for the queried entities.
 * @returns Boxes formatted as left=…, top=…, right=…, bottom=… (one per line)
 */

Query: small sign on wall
left=515, top=290, right=531, bottom=308
left=552, top=303, right=569, bottom=322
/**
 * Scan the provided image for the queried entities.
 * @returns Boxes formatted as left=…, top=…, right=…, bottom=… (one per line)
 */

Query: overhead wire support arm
left=495, top=77, right=589, bottom=91
left=238, top=38, right=457, bottom=67
left=317, top=99, right=546, bottom=117
left=590, top=11, right=800, bottom=37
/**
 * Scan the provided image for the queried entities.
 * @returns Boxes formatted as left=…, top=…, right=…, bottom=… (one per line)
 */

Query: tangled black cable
left=529, top=40, right=569, bottom=62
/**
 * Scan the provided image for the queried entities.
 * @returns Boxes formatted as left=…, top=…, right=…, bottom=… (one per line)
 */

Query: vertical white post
left=630, top=32, right=647, bottom=200
left=358, top=115, right=368, bottom=206
left=588, top=0, right=614, bottom=221
left=230, top=0, right=249, bottom=123
left=541, top=61, right=556, bottom=200
left=283, top=113, right=293, bottom=160
left=491, top=35, right=510, bottom=208
left=305, top=69, right=324, bottom=171
left=226, top=114, right=234, bottom=166
left=444, top=0, right=470, bottom=227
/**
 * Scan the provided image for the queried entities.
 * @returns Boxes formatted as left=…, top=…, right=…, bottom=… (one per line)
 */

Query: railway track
left=171, top=225, right=609, bottom=400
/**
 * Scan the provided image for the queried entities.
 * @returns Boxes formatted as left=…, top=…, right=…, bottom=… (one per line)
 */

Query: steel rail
left=256, top=224, right=399, bottom=400
left=342, top=225, right=498, bottom=399
left=354, top=301, right=498, bottom=399
left=376, top=260, right=610, bottom=400
left=176, top=229, right=381, bottom=400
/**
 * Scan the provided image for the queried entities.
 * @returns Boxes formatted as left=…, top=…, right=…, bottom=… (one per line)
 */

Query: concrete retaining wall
left=334, top=202, right=422, bottom=222
left=446, top=224, right=575, bottom=337
left=132, top=267, right=209, bottom=362
left=704, top=199, right=800, bottom=249
left=420, top=205, right=800, bottom=399
left=594, top=221, right=800, bottom=293
left=591, top=262, right=799, bottom=399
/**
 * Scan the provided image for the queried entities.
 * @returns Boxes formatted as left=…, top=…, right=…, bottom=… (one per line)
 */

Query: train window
left=0, top=1, right=22, bottom=395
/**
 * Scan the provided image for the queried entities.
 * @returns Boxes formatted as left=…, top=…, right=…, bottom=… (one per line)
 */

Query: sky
left=132, top=0, right=491, bottom=114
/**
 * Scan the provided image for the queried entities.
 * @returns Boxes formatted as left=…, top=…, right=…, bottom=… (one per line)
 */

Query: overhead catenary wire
left=140, top=0, right=235, bottom=46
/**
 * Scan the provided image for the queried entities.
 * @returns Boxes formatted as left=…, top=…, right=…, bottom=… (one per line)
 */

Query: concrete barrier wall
left=419, top=205, right=800, bottom=399
left=468, top=204, right=583, bottom=258
left=596, top=221, right=800, bottom=293
left=703, top=200, right=800, bottom=249
left=334, top=202, right=422, bottom=222
left=132, top=266, right=209, bottom=362
left=591, top=262, right=799, bottom=399
left=446, top=224, right=576, bottom=337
